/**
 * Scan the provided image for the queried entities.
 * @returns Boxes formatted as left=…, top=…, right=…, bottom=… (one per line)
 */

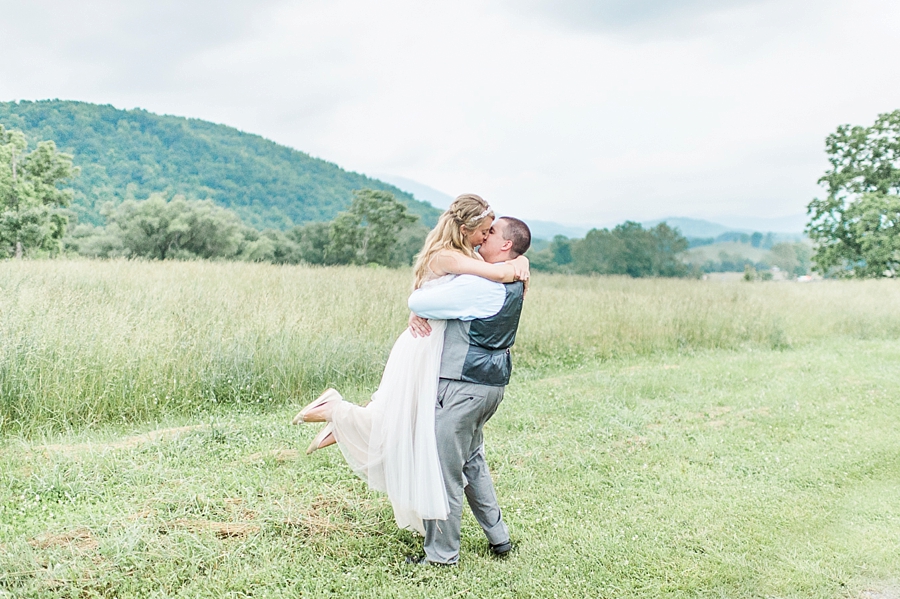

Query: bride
left=291, top=193, right=529, bottom=534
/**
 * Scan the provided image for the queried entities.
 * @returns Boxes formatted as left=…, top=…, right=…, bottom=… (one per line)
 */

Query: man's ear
left=502, top=238, right=513, bottom=252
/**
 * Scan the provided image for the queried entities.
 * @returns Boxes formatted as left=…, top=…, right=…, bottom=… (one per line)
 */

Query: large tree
left=78, top=194, right=247, bottom=260
left=569, top=221, right=689, bottom=277
left=327, top=189, right=418, bottom=267
left=0, top=125, right=77, bottom=257
left=807, top=110, right=900, bottom=277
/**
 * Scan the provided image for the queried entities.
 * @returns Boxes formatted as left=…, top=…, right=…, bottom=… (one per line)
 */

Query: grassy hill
left=643, top=217, right=740, bottom=238
left=0, top=100, right=441, bottom=229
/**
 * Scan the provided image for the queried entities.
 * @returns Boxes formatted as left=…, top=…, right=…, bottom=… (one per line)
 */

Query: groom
left=406, top=216, right=531, bottom=565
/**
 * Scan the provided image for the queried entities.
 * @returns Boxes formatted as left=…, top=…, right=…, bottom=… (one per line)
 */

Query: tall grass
left=515, top=274, right=900, bottom=370
left=0, top=260, right=409, bottom=435
left=1, top=260, right=898, bottom=434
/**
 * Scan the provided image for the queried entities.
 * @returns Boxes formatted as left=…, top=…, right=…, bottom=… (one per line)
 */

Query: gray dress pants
left=423, top=379, right=510, bottom=564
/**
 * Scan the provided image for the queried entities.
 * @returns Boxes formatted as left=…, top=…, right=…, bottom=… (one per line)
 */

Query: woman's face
left=464, top=217, right=493, bottom=248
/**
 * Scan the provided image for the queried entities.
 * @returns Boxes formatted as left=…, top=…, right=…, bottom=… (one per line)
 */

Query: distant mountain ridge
left=373, top=174, right=455, bottom=210
left=4, top=100, right=803, bottom=240
left=643, top=216, right=805, bottom=238
left=0, top=100, right=441, bottom=229
left=377, top=175, right=805, bottom=242
left=376, top=174, right=594, bottom=240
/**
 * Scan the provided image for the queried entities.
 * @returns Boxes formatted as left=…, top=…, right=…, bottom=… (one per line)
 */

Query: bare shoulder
left=435, top=249, right=483, bottom=260
left=431, top=250, right=484, bottom=276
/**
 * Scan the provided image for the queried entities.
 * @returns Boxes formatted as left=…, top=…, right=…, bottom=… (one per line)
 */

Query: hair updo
left=412, top=194, right=494, bottom=288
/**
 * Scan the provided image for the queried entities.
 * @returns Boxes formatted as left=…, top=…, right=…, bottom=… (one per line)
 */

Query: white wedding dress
left=329, top=276, right=451, bottom=535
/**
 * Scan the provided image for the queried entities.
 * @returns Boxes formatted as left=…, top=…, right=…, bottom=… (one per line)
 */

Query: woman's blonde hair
left=412, top=194, right=494, bottom=288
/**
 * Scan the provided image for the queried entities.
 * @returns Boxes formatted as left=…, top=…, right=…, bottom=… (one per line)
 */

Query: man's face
left=478, top=218, right=508, bottom=263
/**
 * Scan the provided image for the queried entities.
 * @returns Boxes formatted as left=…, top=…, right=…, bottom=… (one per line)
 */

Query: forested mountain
left=0, top=100, right=441, bottom=229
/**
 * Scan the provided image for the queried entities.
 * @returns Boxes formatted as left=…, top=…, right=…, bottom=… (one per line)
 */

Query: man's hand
left=408, top=313, right=432, bottom=338
left=509, top=255, right=530, bottom=283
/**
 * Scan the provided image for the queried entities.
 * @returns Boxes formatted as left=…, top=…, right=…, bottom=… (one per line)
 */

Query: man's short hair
left=499, top=217, right=531, bottom=257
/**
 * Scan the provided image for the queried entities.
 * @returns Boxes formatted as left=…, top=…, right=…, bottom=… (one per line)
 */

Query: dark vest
left=439, top=281, right=524, bottom=386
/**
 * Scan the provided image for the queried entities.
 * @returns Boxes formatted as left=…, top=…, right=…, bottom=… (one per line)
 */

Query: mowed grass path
left=2, top=337, right=899, bottom=598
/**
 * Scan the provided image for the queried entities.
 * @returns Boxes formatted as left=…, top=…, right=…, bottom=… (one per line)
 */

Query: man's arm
left=408, top=275, right=506, bottom=321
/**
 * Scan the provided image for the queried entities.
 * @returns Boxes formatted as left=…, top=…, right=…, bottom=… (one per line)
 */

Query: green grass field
left=1, top=260, right=899, bottom=598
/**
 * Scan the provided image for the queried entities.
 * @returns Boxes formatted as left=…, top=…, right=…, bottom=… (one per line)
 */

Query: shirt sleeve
left=408, top=275, right=506, bottom=320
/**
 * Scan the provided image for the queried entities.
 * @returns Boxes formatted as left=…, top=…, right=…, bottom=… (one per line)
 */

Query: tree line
left=66, top=189, right=427, bottom=267
left=1, top=124, right=425, bottom=265
left=3, top=121, right=694, bottom=274
left=0, top=123, right=811, bottom=279
left=6, top=107, right=900, bottom=277
left=529, top=222, right=693, bottom=277
left=689, top=231, right=779, bottom=249
left=695, top=243, right=811, bottom=277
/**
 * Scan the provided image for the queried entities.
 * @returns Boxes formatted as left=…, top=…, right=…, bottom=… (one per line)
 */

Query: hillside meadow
left=1, top=260, right=899, bottom=598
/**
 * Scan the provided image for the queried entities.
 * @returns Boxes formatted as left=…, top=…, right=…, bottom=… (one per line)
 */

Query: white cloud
left=503, top=0, right=776, bottom=35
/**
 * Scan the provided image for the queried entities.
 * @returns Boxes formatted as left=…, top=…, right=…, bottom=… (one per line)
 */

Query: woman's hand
left=408, top=313, right=432, bottom=338
left=508, top=255, right=530, bottom=283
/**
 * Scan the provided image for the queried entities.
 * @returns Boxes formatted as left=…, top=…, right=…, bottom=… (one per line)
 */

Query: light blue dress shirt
left=408, top=275, right=506, bottom=321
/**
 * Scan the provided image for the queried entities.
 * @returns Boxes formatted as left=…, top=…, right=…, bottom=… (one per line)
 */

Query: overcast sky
left=2, top=0, right=899, bottom=230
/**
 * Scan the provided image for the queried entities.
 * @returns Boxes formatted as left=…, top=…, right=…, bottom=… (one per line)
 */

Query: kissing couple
left=292, top=193, right=531, bottom=566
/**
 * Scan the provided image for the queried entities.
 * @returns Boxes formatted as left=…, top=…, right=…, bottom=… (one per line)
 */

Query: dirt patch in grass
left=704, top=406, right=770, bottom=428
left=222, top=498, right=258, bottom=521
left=129, top=497, right=258, bottom=527
left=282, top=495, right=355, bottom=538
left=162, top=519, right=260, bottom=539
left=646, top=406, right=771, bottom=431
left=626, top=364, right=680, bottom=373
left=612, top=435, right=650, bottom=453
left=126, top=507, right=157, bottom=520
left=40, top=425, right=206, bottom=455
left=29, top=527, right=98, bottom=551
left=242, top=448, right=301, bottom=463
left=859, top=584, right=900, bottom=599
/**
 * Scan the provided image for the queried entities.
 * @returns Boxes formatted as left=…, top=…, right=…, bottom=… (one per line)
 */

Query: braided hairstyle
left=412, top=193, right=494, bottom=288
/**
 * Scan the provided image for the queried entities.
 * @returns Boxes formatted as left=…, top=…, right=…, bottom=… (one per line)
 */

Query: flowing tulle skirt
left=330, top=319, right=449, bottom=535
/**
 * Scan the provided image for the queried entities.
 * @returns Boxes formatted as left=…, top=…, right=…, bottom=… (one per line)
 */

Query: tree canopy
left=327, top=189, right=418, bottom=266
left=0, top=124, right=77, bottom=257
left=807, top=110, right=900, bottom=277
left=93, top=195, right=246, bottom=260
